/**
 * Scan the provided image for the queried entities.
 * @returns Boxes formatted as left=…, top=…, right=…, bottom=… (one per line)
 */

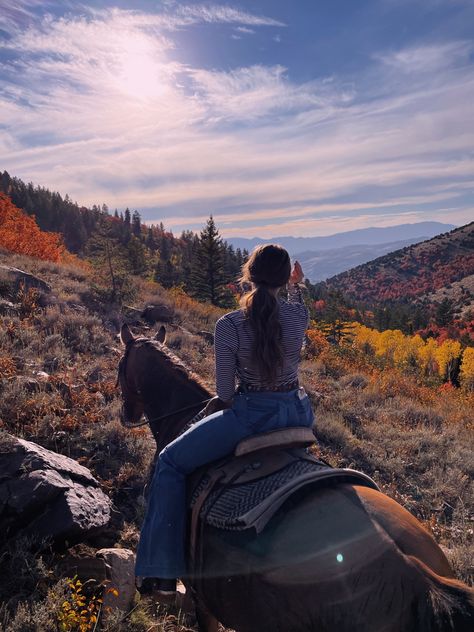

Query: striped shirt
left=214, top=284, right=309, bottom=402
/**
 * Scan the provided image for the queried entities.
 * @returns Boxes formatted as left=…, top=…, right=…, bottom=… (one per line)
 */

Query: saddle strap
left=189, top=468, right=225, bottom=570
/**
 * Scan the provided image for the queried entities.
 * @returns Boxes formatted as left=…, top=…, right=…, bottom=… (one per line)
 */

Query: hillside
left=325, top=222, right=474, bottom=310
left=0, top=249, right=472, bottom=630
left=0, top=173, right=247, bottom=304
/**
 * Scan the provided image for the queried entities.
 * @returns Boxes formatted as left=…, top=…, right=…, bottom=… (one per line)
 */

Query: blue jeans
left=135, top=389, right=314, bottom=578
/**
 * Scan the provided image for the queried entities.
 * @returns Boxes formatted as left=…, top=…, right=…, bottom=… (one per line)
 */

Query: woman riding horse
left=135, top=244, right=313, bottom=598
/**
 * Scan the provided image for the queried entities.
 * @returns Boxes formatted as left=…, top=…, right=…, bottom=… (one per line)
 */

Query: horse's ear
left=120, top=323, right=135, bottom=346
left=154, top=326, right=166, bottom=344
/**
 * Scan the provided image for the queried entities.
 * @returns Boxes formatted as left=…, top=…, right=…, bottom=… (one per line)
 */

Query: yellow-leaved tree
left=352, top=322, right=379, bottom=355
left=417, top=337, right=439, bottom=377
left=459, top=347, right=474, bottom=390
left=435, top=339, right=462, bottom=382
left=374, top=329, right=406, bottom=366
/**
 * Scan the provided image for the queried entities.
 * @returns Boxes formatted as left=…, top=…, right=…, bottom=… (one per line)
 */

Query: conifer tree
left=146, top=227, right=157, bottom=251
left=190, top=216, right=231, bottom=306
left=127, top=235, right=148, bottom=275
left=132, top=210, right=142, bottom=237
left=436, top=298, right=454, bottom=327
left=122, top=208, right=132, bottom=243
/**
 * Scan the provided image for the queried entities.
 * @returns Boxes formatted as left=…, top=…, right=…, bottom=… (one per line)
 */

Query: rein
left=120, top=398, right=212, bottom=429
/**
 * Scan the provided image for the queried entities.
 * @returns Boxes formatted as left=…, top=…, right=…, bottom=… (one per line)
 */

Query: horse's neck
left=151, top=378, right=211, bottom=453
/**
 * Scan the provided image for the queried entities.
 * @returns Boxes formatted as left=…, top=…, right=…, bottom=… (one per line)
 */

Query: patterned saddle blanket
left=190, top=450, right=379, bottom=534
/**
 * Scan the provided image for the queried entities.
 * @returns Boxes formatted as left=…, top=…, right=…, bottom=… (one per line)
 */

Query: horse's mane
left=134, top=337, right=212, bottom=395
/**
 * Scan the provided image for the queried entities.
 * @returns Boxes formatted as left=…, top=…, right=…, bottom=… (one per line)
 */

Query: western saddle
left=188, top=425, right=379, bottom=581
left=188, top=427, right=317, bottom=568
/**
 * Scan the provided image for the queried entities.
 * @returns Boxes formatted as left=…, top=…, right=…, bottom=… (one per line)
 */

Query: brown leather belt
left=236, top=379, right=299, bottom=394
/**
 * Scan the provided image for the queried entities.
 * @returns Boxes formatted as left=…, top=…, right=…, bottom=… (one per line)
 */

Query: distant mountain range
left=227, top=222, right=455, bottom=256
left=325, top=222, right=474, bottom=316
left=296, top=238, right=427, bottom=283
left=227, top=222, right=456, bottom=282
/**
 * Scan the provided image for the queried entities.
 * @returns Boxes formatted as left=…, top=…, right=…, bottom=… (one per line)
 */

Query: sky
left=0, top=0, right=473, bottom=238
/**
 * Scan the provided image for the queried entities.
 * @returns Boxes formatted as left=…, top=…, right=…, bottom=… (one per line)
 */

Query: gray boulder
left=0, top=433, right=111, bottom=543
left=0, top=265, right=52, bottom=295
left=141, top=303, right=174, bottom=324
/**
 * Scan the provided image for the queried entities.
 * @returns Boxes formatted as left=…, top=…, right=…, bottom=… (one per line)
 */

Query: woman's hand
left=290, top=260, right=304, bottom=284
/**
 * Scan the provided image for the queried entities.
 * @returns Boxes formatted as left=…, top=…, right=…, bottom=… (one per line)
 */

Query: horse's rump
left=194, top=483, right=474, bottom=632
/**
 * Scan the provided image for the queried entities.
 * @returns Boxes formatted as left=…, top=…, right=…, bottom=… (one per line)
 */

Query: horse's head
left=117, top=323, right=211, bottom=451
left=118, top=323, right=167, bottom=427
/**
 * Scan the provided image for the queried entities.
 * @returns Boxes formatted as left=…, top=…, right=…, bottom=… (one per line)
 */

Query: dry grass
left=0, top=250, right=472, bottom=630
left=301, top=352, right=473, bottom=584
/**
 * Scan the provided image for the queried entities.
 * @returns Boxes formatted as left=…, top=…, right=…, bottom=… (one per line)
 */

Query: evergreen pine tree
left=127, top=235, right=148, bottom=275
left=190, top=216, right=230, bottom=306
left=123, top=208, right=132, bottom=243
left=132, top=210, right=141, bottom=237
left=436, top=298, right=454, bottom=327
left=146, top=227, right=157, bottom=250
left=223, top=243, right=240, bottom=281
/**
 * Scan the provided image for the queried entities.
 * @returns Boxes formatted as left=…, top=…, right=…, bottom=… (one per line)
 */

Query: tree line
left=0, top=171, right=247, bottom=307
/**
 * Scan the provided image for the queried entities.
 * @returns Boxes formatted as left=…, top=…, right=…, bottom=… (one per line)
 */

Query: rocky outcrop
left=0, top=265, right=54, bottom=307
left=0, top=433, right=112, bottom=543
left=141, top=304, right=174, bottom=324
left=0, top=265, right=51, bottom=295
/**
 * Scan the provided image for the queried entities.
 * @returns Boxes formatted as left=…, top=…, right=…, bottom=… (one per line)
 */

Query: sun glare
left=115, top=36, right=164, bottom=101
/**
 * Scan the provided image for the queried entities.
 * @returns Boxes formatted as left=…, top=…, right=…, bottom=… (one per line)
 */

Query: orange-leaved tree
left=0, top=192, right=77, bottom=263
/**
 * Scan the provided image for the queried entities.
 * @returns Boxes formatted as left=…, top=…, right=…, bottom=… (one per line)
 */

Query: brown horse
left=118, top=324, right=474, bottom=632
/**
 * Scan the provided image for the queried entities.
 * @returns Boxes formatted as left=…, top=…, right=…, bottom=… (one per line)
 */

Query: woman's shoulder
left=216, top=309, right=245, bottom=328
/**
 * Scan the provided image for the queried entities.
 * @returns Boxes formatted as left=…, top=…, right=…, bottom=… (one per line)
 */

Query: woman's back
left=215, top=287, right=308, bottom=401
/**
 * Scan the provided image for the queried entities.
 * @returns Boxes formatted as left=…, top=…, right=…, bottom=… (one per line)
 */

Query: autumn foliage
left=0, top=193, right=77, bottom=263
left=308, top=319, right=474, bottom=390
left=326, top=222, right=474, bottom=303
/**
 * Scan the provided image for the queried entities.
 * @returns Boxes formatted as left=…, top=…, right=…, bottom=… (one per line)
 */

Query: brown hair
left=240, top=244, right=291, bottom=384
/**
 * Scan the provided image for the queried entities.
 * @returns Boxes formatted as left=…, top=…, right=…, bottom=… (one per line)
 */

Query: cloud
left=0, top=0, right=51, bottom=31
left=0, top=6, right=473, bottom=238
left=235, top=26, right=256, bottom=34
left=173, top=4, right=285, bottom=27
left=377, top=41, right=472, bottom=73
